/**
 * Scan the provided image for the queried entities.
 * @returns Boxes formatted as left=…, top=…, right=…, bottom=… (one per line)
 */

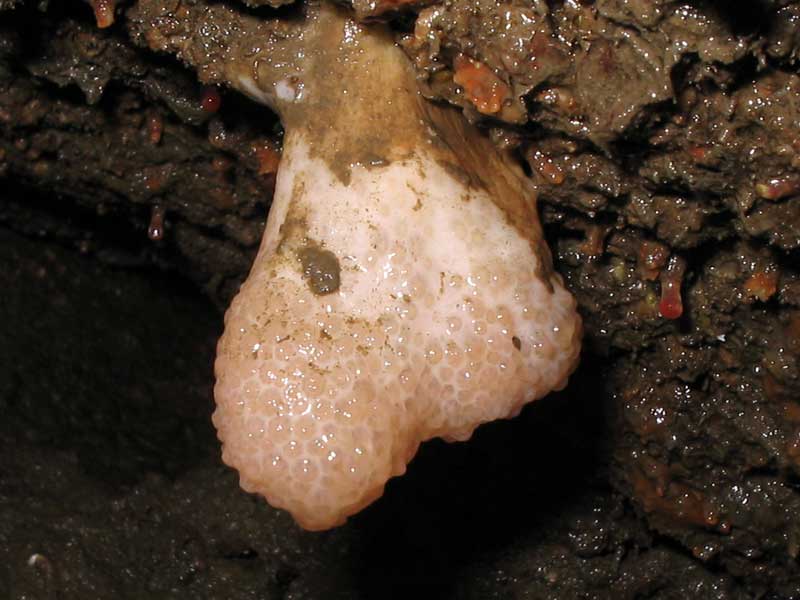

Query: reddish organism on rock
left=687, top=145, right=709, bottom=162
left=658, top=255, right=686, bottom=320
left=638, top=240, right=669, bottom=281
left=578, top=224, right=610, bottom=258
left=200, top=87, right=222, bottom=114
left=147, top=205, right=165, bottom=241
left=744, top=270, right=779, bottom=302
left=535, top=86, right=579, bottom=115
left=251, top=141, right=280, bottom=176
left=89, top=0, right=116, bottom=28
left=147, top=113, right=163, bottom=145
left=170, top=3, right=584, bottom=530
left=527, top=148, right=565, bottom=185
left=453, top=54, right=510, bottom=115
left=632, top=457, right=725, bottom=533
left=141, top=165, right=169, bottom=193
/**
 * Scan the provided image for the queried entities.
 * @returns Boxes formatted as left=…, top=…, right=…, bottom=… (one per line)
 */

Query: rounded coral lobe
left=212, top=3, right=580, bottom=530
left=213, top=132, right=581, bottom=530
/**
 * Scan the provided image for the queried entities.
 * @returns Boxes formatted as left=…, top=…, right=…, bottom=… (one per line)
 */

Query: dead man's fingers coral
left=130, top=0, right=582, bottom=531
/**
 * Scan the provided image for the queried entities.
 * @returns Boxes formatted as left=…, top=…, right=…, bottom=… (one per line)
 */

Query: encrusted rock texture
left=1, top=0, right=799, bottom=597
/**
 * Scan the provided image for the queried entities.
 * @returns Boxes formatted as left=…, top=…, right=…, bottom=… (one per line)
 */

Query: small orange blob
left=527, top=149, right=565, bottom=185
left=453, top=54, right=510, bottom=115
left=687, top=145, right=708, bottom=161
left=535, top=87, right=579, bottom=115
left=141, top=166, right=168, bottom=193
left=578, top=224, right=609, bottom=258
left=147, top=113, right=163, bottom=145
left=744, top=270, right=779, bottom=302
left=658, top=255, right=686, bottom=320
left=90, top=0, right=115, bottom=28
left=201, top=87, right=222, bottom=114
left=638, top=240, right=669, bottom=281
left=632, top=461, right=721, bottom=531
left=252, top=141, right=281, bottom=176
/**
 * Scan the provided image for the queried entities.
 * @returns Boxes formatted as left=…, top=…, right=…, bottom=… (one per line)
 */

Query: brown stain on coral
left=272, top=6, right=424, bottom=185
left=297, top=245, right=341, bottom=295
left=420, top=100, right=555, bottom=288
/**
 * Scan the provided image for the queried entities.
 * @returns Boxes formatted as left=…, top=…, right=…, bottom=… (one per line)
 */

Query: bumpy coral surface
left=202, top=4, right=581, bottom=529
left=214, top=132, right=581, bottom=529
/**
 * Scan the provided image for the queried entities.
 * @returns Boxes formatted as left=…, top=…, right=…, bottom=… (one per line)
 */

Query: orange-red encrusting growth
left=453, top=54, right=510, bottom=115
left=141, top=165, right=170, bottom=194
left=578, top=224, right=610, bottom=258
left=201, top=87, right=222, bottom=114
left=687, top=145, right=709, bottom=162
left=147, top=113, right=163, bottom=145
left=744, top=270, right=779, bottom=302
left=632, top=458, right=726, bottom=533
left=90, top=0, right=116, bottom=28
left=535, top=87, right=579, bottom=115
left=527, top=149, right=565, bottom=185
left=251, top=141, right=281, bottom=176
left=638, top=240, right=669, bottom=281
left=658, top=255, right=686, bottom=320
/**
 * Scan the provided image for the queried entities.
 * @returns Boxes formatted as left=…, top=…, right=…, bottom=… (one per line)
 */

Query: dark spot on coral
left=297, top=245, right=341, bottom=295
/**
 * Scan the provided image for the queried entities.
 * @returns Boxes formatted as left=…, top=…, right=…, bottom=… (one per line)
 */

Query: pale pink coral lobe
left=212, top=3, right=581, bottom=530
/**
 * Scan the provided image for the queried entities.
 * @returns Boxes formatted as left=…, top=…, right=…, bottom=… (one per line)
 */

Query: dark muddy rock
left=0, top=8, right=278, bottom=303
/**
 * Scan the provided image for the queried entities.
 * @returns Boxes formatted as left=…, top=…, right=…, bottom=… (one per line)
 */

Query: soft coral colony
left=130, top=0, right=582, bottom=530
